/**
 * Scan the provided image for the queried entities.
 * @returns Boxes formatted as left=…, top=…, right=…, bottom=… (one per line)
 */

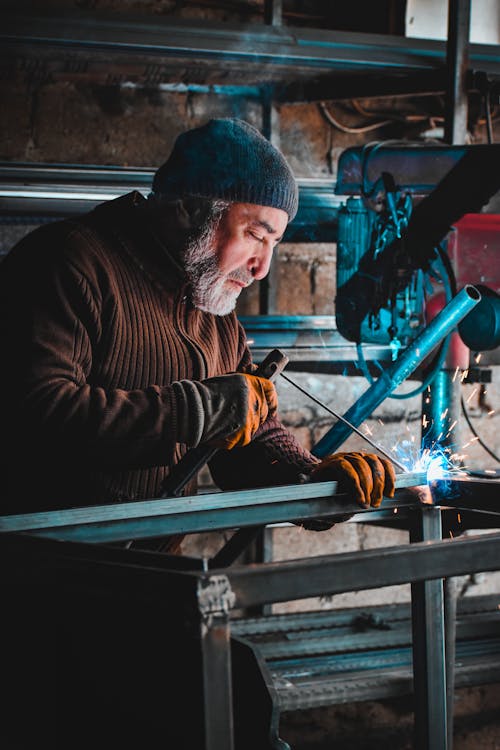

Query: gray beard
left=183, top=226, right=253, bottom=316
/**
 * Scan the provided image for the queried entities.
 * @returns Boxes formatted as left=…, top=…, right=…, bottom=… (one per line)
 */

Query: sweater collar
left=94, top=191, right=189, bottom=292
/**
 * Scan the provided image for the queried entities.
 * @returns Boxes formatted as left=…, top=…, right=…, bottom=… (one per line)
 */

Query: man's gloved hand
left=310, top=451, right=396, bottom=508
left=172, top=373, right=278, bottom=450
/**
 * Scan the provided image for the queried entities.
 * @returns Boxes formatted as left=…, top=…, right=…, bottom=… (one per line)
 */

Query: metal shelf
left=2, top=9, right=500, bottom=97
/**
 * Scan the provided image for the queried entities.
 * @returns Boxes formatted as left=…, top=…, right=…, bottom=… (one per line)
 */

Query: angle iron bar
left=225, top=530, right=500, bottom=609
left=0, top=471, right=426, bottom=543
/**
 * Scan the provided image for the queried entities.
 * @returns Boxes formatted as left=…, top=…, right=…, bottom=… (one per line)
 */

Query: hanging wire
left=461, top=396, right=500, bottom=463
left=318, top=102, right=393, bottom=134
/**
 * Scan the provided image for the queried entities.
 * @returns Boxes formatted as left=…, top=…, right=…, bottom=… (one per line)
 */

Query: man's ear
left=173, top=198, right=193, bottom=229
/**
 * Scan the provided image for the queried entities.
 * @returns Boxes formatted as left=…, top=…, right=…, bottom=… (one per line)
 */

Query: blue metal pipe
left=312, top=285, right=481, bottom=458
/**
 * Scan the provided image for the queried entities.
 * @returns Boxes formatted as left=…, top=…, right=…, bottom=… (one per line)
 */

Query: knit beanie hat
left=152, top=118, right=298, bottom=221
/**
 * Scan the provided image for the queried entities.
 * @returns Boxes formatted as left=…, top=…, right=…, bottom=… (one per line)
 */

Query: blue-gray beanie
left=152, top=118, right=298, bottom=221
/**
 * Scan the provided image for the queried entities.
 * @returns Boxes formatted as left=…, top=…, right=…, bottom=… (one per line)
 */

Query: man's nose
left=249, top=245, right=273, bottom=280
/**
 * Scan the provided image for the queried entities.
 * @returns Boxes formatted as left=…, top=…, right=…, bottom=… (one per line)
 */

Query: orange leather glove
left=172, top=373, right=277, bottom=449
left=214, top=373, right=278, bottom=450
left=310, top=451, right=396, bottom=508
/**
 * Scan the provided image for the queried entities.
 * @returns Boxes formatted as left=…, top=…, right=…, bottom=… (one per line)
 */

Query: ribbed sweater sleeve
left=2, top=227, right=184, bottom=471
left=209, top=415, right=319, bottom=491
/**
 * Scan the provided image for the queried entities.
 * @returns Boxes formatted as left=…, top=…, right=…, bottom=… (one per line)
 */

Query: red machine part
left=447, top=213, right=500, bottom=295
left=425, top=213, right=500, bottom=368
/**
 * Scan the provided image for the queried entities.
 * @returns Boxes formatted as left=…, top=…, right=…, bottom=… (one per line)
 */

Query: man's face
left=185, top=202, right=288, bottom=316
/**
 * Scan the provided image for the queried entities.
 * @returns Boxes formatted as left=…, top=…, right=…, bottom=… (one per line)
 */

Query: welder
left=0, top=118, right=395, bottom=539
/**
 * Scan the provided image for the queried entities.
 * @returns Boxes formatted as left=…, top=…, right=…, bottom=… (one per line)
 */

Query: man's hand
left=172, top=373, right=277, bottom=449
left=208, top=373, right=278, bottom=450
left=310, top=451, right=396, bottom=508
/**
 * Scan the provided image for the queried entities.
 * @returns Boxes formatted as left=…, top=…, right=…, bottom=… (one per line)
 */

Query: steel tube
left=312, top=285, right=481, bottom=457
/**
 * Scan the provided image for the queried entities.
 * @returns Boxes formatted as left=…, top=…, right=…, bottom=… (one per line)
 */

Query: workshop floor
left=278, top=685, right=500, bottom=750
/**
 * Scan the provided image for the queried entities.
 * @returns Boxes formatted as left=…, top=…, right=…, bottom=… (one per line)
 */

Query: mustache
left=228, top=268, right=254, bottom=287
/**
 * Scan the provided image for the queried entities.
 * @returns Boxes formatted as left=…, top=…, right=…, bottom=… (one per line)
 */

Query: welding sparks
left=462, top=436, right=480, bottom=449
left=445, top=420, right=458, bottom=437
left=466, top=388, right=478, bottom=404
left=474, top=353, right=482, bottom=364
left=452, top=366, right=460, bottom=382
left=441, top=408, right=449, bottom=420
left=461, top=369, right=469, bottom=382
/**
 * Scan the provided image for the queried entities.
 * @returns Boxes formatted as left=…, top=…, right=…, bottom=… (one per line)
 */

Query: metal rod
left=444, top=0, right=471, bottom=146
left=312, top=285, right=481, bottom=458
left=280, top=372, right=408, bottom=472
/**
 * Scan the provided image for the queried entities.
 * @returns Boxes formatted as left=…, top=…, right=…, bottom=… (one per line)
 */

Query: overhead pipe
left=312, top=285, right=481, bottom=457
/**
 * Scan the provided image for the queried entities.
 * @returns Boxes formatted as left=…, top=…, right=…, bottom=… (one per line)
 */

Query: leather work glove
left=172, top=373, right=277, bottom=450
left=310, top=451, right=396, bottom=508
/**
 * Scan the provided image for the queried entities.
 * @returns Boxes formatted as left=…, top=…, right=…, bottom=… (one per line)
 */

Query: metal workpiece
left=312, top=285, right=482, bottom=457
left=431, top=474, right=500, bottom=514
left=225, top=529, right=500, bottom=610
left=0, top=470, right=427, bottom=543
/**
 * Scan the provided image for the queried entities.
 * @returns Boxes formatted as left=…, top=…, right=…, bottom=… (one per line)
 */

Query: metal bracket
left=197, top=574, right=236, bottom=624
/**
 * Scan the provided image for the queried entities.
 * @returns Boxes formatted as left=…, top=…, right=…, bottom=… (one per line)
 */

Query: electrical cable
left=461, top=396, right=500, bottom=464
left=319, top=102, right=393, bottom=134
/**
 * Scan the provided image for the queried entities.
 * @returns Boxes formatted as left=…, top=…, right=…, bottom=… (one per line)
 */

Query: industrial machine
left=334, top=143, right=500, bottom=356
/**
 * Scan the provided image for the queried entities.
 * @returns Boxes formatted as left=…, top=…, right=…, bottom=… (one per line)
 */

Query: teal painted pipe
left=312, top=285, right=481, bottom=458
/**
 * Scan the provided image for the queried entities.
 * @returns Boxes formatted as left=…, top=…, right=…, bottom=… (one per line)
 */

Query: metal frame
left=2, top=473, right=500, bottom=749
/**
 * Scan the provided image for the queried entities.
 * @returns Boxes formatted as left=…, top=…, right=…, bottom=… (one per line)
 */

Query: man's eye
left=248, top=231, right=264, bottom=243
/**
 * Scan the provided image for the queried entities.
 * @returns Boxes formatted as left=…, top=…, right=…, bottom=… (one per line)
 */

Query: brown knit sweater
left=0, top=192, right=316, bottom=514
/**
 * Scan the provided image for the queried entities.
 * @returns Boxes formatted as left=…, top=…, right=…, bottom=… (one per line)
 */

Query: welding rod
left=280, top=371, right=409, bottom=473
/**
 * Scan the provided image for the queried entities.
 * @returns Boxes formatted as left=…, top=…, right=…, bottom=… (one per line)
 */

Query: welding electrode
left=280, top=372, right=408, bottom=473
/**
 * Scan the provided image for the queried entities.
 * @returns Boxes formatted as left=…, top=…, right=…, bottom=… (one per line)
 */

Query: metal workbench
left=1, top=471, right=500, bottom=749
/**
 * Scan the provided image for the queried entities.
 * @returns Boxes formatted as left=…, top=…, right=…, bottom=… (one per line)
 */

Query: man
left=0, top=118, right=395, bottom=535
